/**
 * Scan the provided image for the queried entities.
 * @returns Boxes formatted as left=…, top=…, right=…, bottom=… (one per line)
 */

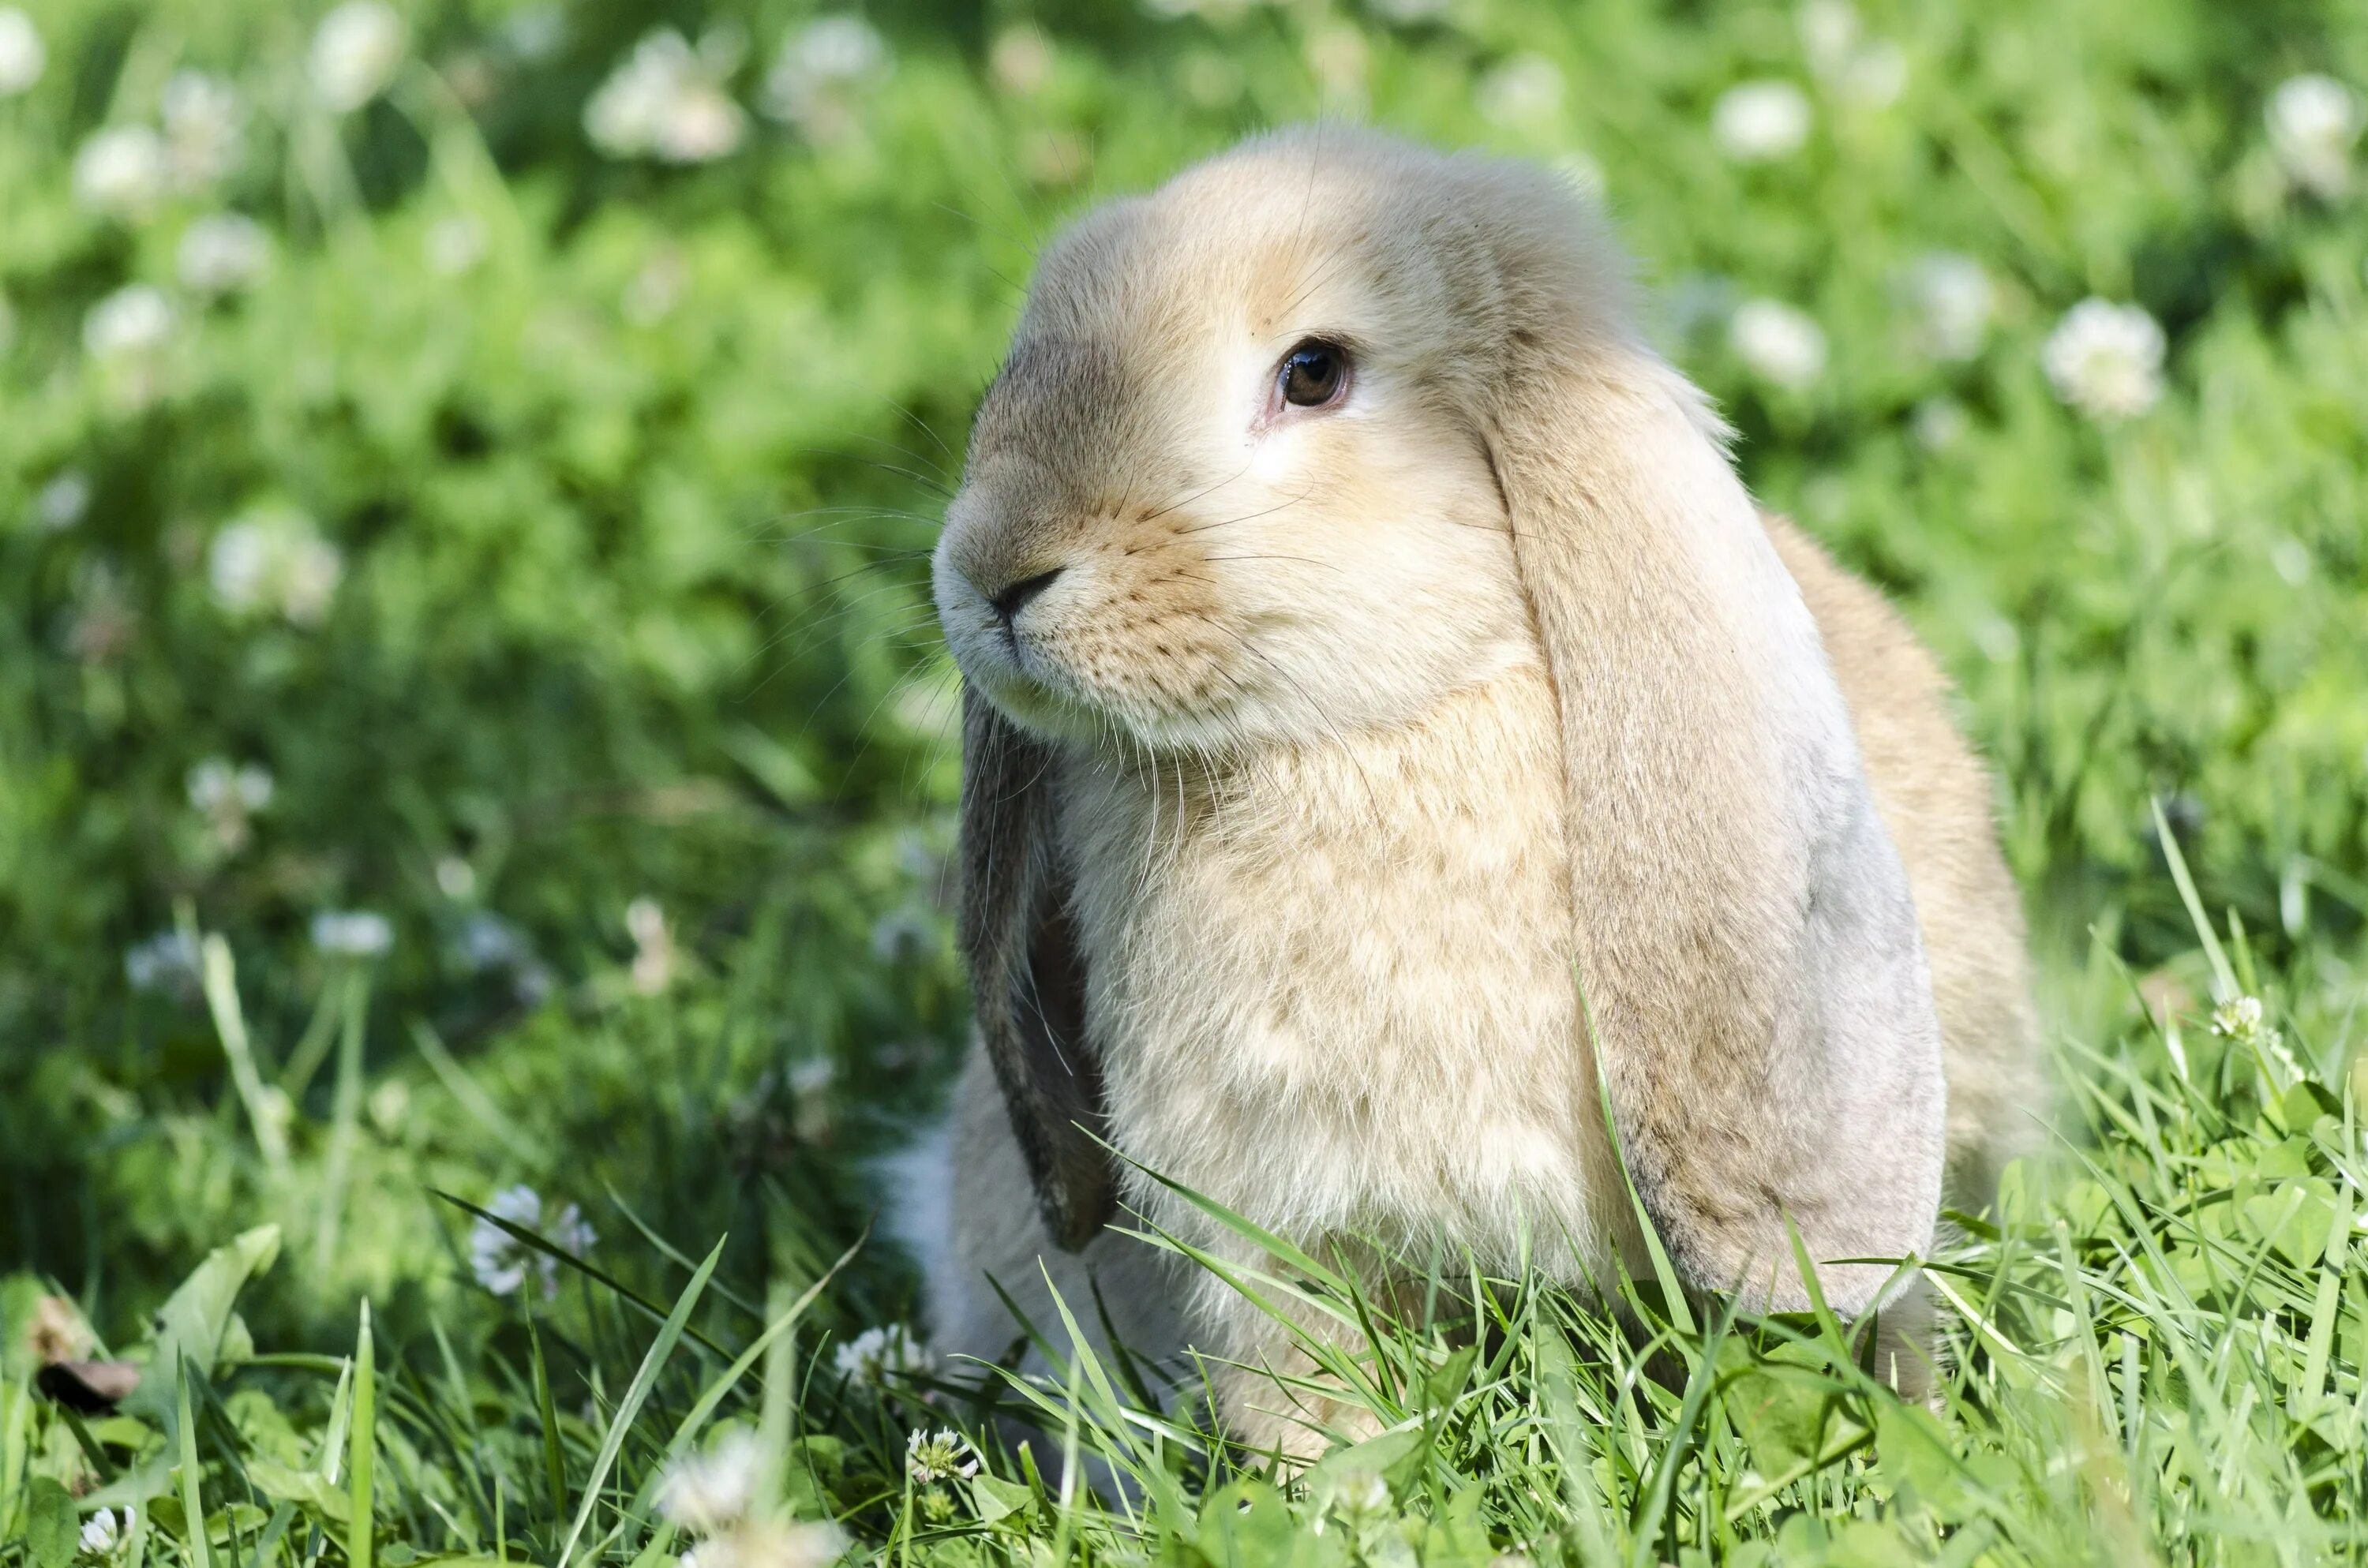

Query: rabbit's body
left=906, top=128, right=2040, bottom=1454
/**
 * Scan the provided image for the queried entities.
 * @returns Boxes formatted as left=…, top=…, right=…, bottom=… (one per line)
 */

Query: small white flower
left=425, top=214, right=487, bottom=276
left=0, top=7, right=45, bottom=96
left=834, top=1323, right=931, bottom=1383
left=367, top=1080, right=409, bottom=1135
left=178, top=213, right=270, bottom=295
left=1713, top=80, right=1811, bottom=162
left=586, top=29, right=747, bottom=163
left=188, top=756, right=275, bottom=851
left=622, top=249, right=688, bottom=324
left=126, top=930, right=204, bottom=996
left=2265, top=73, right=2362, bottom=199
left=626, top=895, right=676, bottom=993
left=763, top=16, right=891, bottom=140
left=2211, top=994, right=2265, bottom=1039
left=2041, top=298, right=2164, bottom=421
left=658, top=1431, right=764, bottom=1534
left=312, top=2, right=406, bottom=111
left=207, top=507, right=343, bottom=624
left=453, top=911, right=528, bottom=971
left=987, top=28, right=1053, bottom=96
left=500, top=5, right=566, bottom=61
left=470, top=1184, right=594, bottom=1296
left=82, top=285, right=176, bottom=360
left=74, top=126, right=170, bottom=219
left=1911, top=395, right=1969, bottom=451
left=1331, top=1467, right=1390, bottom=1520
left=1797, top=0, right=1860, bottom=78
left=1476, top=53, right=1564, bottom=129
left=1838, top=40, right=1905, bottom=108
left=162, top=71, right=243, bottom=189
left=312, top=909, right=394, bottom=958
left=1904, top=251, right=1992, bottom=361
left=79, top=1507, right=123, bottom=1556
left=1729, top=298, right=1827, bottom=388
left=36, top=470, right=91, bottom=531
left=904, top=1428, right=979, bottom=1485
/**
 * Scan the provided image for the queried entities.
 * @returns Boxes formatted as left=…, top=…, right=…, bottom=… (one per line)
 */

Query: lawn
left=2, top=0, right=2366, bottom=1563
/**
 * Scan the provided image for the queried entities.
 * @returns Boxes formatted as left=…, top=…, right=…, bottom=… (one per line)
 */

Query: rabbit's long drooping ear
left=1467, top=180, right=1949, bottom=1315
left=955, top=689, right=1115, bottom=1251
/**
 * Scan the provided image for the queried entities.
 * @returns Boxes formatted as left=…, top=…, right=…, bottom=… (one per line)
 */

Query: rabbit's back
left=1763, top=516, right=2044, bottom=1194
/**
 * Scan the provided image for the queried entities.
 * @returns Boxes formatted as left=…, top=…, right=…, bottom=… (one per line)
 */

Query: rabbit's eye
left=1279, top=341, right=1350, bottom=408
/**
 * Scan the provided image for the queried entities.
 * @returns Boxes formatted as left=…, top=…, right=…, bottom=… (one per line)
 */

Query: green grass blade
left=555, top=1236, right=725, bottom=1568
left=349, top=1302, right=376, bottom=1568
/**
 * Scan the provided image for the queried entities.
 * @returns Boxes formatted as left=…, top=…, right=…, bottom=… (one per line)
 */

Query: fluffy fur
left=912, top=127, right=2040, bottom=1454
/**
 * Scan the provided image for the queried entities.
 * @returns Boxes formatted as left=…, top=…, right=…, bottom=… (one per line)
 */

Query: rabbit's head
left=943, top=129, right=1947, bottom=1317
left=934, top=135, right=1631, bottom=753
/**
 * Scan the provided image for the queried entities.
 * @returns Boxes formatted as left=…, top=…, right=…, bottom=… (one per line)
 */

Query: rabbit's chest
left=1061, top=659, right=1629, bottom=1263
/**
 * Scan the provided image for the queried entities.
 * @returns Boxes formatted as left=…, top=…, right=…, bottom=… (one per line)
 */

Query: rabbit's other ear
left=1486, top=339, right=1946, bottom=1315
left=956, top=688, right=1116, bottom=1251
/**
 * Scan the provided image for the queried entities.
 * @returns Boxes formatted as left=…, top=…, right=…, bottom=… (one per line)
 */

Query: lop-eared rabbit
left=900, top=127, right=2040, bottom=1457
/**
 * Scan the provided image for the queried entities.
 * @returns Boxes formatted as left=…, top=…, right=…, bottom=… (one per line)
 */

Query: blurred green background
left=2, top=0, right=2364, bottom=1360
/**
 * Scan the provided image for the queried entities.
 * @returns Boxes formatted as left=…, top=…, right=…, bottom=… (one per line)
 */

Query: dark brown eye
left=1279, top=340, right=1350, bottom=408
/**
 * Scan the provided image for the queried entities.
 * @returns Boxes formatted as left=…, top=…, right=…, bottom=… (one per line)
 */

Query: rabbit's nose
left=986, top=566, right=1065, bottom=623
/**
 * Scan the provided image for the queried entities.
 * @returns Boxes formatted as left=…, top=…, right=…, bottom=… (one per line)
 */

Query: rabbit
left=899, top=126, right=2041, bottom=1458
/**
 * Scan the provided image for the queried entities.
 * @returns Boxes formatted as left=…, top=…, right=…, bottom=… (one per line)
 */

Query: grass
left=5, top=0, right=2368, bottom=1562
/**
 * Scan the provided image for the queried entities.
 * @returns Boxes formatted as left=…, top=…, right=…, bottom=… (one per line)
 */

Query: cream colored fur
left=912, top=127, right=2040, bottom=1456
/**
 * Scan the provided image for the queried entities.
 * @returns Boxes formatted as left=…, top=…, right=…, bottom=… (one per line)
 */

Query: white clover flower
left=987, top=28, right=1053, bottom=96
left=762, top=16, right=891, bottom=140
left=425, top=215, right=487, bottom=276
left=36, top=470, right=91, bottom=531
left=80, top=1507, right=124, bottom=1557
left=1837, top=41, right=1905, bottom=108
left=470, top=1184, right=596, bottom=1297
left=586, top=30, right=747, bottom=163
left=83, top=285, right=176, bottom=360
left=2211, top=994, right=2265, bottom=1039
left=1904, top=251, right=1993, bottom=361
left=162, top=71, right=243, bottom=189
left=658, top=1431, right=764, bottom=1535
left=626, top=895, right=676, bottom=993
left=904, top=1428, right=979, bottom=1485
left=1797, top=0, right=1860, bottom=78
left=178, top=213, right=270, bottom=295
left=1713, top=80, right=1811, bottom=163
left=311, top=2, right=406, bottom=112
left=2041, top=298, right=2164, bottom=421
left=1475, top=53, right=1564, bottom=129
left=1911, top=395, right=1969, bottom=451
left=312, top=909, right=394, bottom=958
left=454, top=911, right=530, bottom=971
left=1729, top=298, right=1827, bottom=387
left=207, top=507, right=342, bottom=625
left=0, top=7, right=45, bottom=96
left=2265, top=73, right=2362, bottom=199
left=126, top=930, right=203, bottom=996
left=833, top=1323, right=931, bottom=1383
left=189, top=756, right=274, bottom=851
left=74, top=126, right=169, bottom=219
left=186, top=756, right=274, bottom=814
left=1331, top=1467, right=1390, bottom=1521
left=367, top=1079, right=410, bottom=1135
left=501, top=6, right=566, bottom=61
